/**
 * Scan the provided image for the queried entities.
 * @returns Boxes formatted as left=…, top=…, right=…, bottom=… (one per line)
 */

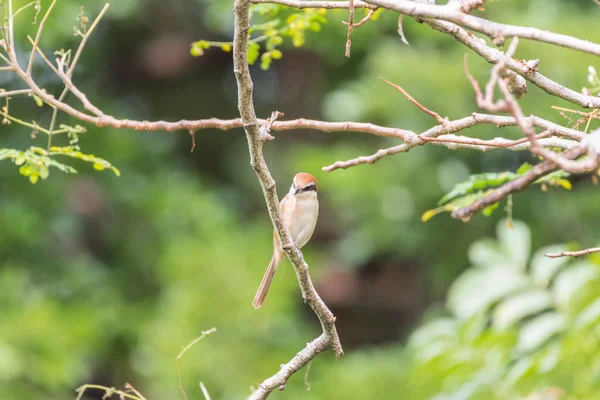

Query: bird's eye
left=301, top=184, right=317, bottom=193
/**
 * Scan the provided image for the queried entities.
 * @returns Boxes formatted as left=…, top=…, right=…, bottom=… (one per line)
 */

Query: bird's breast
left=286, top=195, right=319, bottom=249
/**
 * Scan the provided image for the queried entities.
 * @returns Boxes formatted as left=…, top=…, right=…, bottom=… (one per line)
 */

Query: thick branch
left=233, top=0, right=343, bottom=398
left=363, top=0, right=600, bottom=55
left=426, top=19, right=600, bottom=109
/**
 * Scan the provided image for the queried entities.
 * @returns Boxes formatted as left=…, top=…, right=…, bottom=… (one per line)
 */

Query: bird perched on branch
left=252, top=173, right=319, bottom=309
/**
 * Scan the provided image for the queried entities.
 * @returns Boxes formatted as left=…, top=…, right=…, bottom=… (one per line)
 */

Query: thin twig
left=68, top=3, right=110, bottom=77
left=347, top=8, right=377, bottom=28
left=0, top=88, right=31, bottom=98
left=200, top=383, right=212, bottom=400
left=381, top=77, right=447, bottom=125
left=177, top=327, right=217, bottom=400
left=27, top=0, right=56, bottom=75
left=26, top=36, right=104, bottom=117
left=75, top=384, right=143, bottom=400
left=545, top=247, right=600, bottom=258
left=345, top=0, right=354, bottom=57
left=322, top=113, right=584, bottom=171
left=303, top=361, right=312, bottom=391
left=124, top=383, right=147, bottom=400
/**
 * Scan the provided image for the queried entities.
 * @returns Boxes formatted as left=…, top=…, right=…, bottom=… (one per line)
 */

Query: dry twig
left=381, top=78, right=447, bottom=125
left=177, top=328, right=217, bottom=400
left=546, top=247, right=600, bottom=258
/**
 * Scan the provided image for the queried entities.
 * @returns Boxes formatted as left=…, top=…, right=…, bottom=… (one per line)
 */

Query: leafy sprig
left=422, top=162, right=571, bottom=222
left=191, top=5, right=328, bottom=70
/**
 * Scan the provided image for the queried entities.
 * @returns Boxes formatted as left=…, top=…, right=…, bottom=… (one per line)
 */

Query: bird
left=252, top=172, right=319, bottom=309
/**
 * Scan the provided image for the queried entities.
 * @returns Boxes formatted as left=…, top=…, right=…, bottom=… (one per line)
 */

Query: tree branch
left=363, top=0, right=600, bottom=55
left=322, top=112, right=584, bottom=171
left=232, top=0, right=343, bottom=398
left=545, top=247, right=600, bottom=258
left=426, top=19, right=600, bottom=109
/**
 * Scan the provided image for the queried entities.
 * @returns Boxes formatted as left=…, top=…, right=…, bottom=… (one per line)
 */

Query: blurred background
left=1, top=0, right=600, bottom=399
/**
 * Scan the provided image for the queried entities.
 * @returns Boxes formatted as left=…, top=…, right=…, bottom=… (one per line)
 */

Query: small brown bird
left=252, top=173, right=319, bottom=309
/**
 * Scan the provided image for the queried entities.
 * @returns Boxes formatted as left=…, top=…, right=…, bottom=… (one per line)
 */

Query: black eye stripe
left=301, top=184, right=317, bottom=192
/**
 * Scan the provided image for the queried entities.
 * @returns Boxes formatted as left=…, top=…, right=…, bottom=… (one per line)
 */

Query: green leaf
left=493, top=290, right=553, bottom=329
left=574, top=298, right=600, bottom=329
left=530, top=245, right=570, bottom=287
left=190, top=40, right=210, bottom=57
left=422, top=191, right=493, bottom=222
left=516, top=162, right=533, bottom=175
left=497, top=220, right=531, bottom=270
left=553, top=262, right=599, bottom=311
left=447, top=266, right=529, bottom=320
left=438, top=172, right=517, bottom=206
left=516, top=312, right=565, bottom=353
left=270, top=49, right=282, bottom=60
left=248, top=42, right=260, bottom=65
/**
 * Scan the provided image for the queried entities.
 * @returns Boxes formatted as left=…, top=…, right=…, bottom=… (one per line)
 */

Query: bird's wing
left=273, top=193, right=295, bottom=247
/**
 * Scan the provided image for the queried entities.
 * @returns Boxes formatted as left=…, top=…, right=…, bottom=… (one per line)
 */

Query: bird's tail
left=252, top=252, right=282, bottom=309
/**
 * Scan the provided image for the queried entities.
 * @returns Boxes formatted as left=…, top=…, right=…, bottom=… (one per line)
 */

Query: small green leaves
left=190, top=40, right=210, bottom=56
left=1, top=147, right=76, bottom=184
left=190, top=5, right=328, bottom=69
left=437, top=171, right=517, bottom=206
left=0, top=146, right=119, bottom=184
left=248, top=42, right=261, bottom=65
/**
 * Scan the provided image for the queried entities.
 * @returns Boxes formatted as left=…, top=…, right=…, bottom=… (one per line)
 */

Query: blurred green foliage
left=405, top=221, right=600, bottom=399
left=1, top=0, right=599, bottom=399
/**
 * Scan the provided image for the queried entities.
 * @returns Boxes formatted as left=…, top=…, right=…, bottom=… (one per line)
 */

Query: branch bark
left=545, top=247, right=600, bottom=258
left=232, top=0, right=343, bottom=398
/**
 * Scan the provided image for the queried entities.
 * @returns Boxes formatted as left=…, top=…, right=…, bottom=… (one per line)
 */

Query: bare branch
left=363, top=0, right=600, bottom=55
left=249, top=334, right=329, bottom=399
left=68, top=3, right=110, bottom=77
left=348, top=8, right=377, bottom=28
left=233, top=0, right=343, bottom=398
left=177, top=328, right=217, bottom=400
left=427, top=19, right=600, bottom=109
left=546, top=247, right=600, bottom=258
left=323, top=113, right=584, bottom=171
left=27, top=36, right=104, bottom=116
left=0, top=88, right=31, bottom=98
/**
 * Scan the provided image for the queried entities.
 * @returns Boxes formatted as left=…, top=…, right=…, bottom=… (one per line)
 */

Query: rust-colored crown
left=293, top=172, right=317, bottom=188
